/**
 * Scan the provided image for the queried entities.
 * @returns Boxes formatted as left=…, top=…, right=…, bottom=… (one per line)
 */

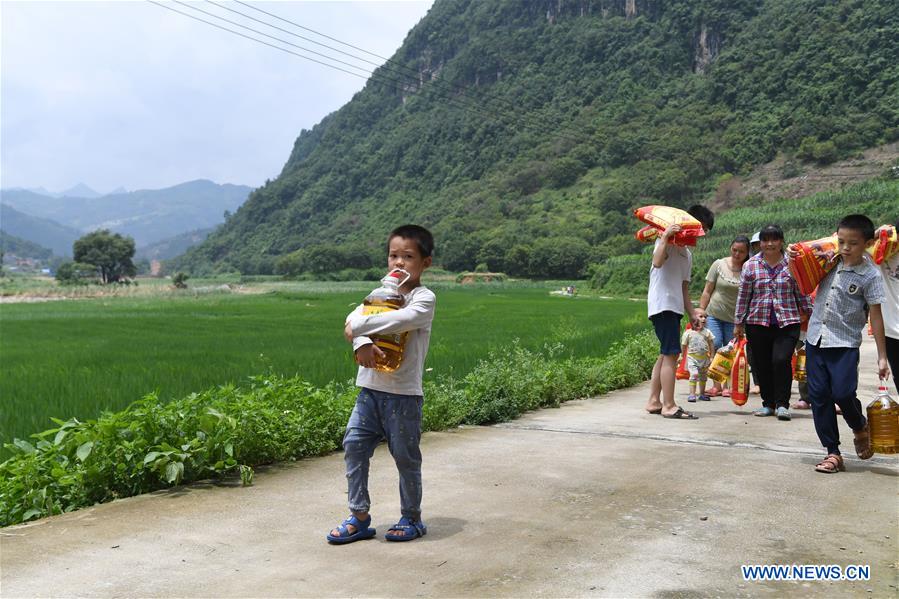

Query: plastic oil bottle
left=792, top=345, right=807, bottom=382
left=360, top=269, right=410, bottom=373
left=867, top=381, right=899, bottom=455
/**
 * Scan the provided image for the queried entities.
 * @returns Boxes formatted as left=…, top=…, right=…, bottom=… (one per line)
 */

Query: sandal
left=663, top=407, right=698, bottom=420
left=687, top=394, right=698, bottom=403
left=699, top=394, right=711, bottom=401
left=706, top=387, right=721, bottom=397
left=854, top=426, right=873, bottom=460
left=385, top=516, right=427, bottom=542
left=326, top=514, right=376, bottom=544
left=722, top=389, right=732, bottom=397
left=814, top=454, right=845, bottom=474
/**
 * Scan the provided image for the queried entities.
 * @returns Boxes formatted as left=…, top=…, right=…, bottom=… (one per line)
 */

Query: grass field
left=0, top=281, right=649, bottom=448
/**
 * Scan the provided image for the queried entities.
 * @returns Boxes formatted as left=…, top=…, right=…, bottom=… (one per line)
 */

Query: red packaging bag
left=634, top=205, right=705, bottom=245
left=730, top=338, right=750, bottom=406
left=676, top=322, right=691, bottom=380
left=788, top=234, right=838, bottom=295
left=635, top=225, right=697, bottom=246
left=871, top=224, right=899, bottom=265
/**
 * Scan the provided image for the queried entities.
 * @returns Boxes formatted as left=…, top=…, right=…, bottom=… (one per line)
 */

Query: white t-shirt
left=648, top=239, right=692, bottom=317
left=880, top=253, right=899, bottom=340
left=347, top=285, right=436, bottom=396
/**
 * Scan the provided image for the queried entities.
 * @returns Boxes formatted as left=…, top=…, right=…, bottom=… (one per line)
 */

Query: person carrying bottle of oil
left=794, top=215, right=890, bottom=474
left=327, top=225, right=436, bottom=544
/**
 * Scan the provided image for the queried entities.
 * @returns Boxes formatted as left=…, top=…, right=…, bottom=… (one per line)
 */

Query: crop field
left=0, top=282, right=649, bottom=447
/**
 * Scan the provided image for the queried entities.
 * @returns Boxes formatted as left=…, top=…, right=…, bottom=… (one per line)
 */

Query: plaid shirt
left=734, top=254, right=813, bottom=327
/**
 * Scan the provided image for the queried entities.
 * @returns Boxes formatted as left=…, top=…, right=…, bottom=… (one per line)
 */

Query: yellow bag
left=707, top=343, right=735, bottom=383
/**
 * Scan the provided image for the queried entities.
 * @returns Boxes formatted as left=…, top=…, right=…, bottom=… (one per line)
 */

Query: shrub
left=55, top=261, right=98, bottom=285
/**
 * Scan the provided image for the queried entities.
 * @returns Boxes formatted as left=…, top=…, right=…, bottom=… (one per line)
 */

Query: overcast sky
left=1, top=0, right=433, bottom=194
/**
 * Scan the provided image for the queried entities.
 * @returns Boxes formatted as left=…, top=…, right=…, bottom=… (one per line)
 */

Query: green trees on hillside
left=173, top=0, right=899, bottom=278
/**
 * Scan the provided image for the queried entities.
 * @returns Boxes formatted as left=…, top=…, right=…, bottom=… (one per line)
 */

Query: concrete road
left=2, top=336, right=897, bottom=598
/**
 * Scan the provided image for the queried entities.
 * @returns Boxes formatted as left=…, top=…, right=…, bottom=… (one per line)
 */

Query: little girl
left=681, top=314, right=716, bottom=402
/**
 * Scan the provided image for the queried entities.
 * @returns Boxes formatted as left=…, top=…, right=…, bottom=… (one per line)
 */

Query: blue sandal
left=326, top=514, right=376, bottom=544
left=385, top=516, right=427, bottom=542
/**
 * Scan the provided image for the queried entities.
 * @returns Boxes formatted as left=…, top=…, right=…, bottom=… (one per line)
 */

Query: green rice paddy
left=0, top=282, right=649, bottom=447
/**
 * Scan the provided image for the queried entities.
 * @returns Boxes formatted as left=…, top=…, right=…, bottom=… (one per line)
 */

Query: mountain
left=174, top=0, right=898, bottom=276
left=135, top=227, right=216, bottom=262
left=59, top=183, right=102, bottom=199
left=0, top=231, right=55, bottom=262
left=0, top=180, right=252, bottom=247
left=0, top=204, right=82, bottom=257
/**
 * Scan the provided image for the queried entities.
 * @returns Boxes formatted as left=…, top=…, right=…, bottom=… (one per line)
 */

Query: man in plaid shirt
left=734, top=224, right=813, bottom=421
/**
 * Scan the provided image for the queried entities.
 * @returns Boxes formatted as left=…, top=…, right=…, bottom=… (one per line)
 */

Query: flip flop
left=663, top=407, right=698, bottom=420
left=385, top=516, right=427, bottom=542
left=326, top=514, right=376, bottom=544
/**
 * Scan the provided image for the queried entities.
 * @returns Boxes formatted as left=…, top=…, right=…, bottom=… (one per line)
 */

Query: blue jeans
left=806, top=343, right=865, bottom=455
left=705, top=315, right=734, bottom=350
left=343, top=387, right=423, bottom=519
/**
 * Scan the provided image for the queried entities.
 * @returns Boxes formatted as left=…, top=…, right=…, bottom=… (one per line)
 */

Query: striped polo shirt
left=806, top=257, right=885, bottom=348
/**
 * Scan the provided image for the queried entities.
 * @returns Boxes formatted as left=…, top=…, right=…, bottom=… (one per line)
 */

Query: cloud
left=1, top=0, right=433, bottom=193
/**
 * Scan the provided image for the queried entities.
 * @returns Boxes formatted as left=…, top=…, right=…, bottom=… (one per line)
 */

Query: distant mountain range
left=0, top=179, right=253, bottom=260
left=0, top=204, right=82, bottom=257
left=7, top=183, right=114, bottom=199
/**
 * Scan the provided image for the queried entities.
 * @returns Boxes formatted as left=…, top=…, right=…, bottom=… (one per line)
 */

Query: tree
left=172, top=272, right=189, bottom=289
left=73, top=230, right=136, bottom=284
left=55, top=261, right=98, bottom=285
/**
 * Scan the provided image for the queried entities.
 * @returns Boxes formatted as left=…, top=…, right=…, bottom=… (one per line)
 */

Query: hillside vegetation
left=175, top=0, right=898, bottom=277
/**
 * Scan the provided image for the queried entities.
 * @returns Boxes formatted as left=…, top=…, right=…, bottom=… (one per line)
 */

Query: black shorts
left=651, top=310, right=683, bottom=356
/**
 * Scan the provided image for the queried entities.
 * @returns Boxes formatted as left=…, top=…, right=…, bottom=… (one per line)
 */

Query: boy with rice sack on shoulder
left=644, top=204, right=714, bottom=420
left=797, top=215, right=890, bottom=473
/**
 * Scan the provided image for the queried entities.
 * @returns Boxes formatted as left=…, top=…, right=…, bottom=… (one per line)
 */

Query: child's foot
left=814, top=453, right=844, bottom=473
left=687, top=394, right=698, bottom=403
left=385, top=516, right=427, bottom=542
left=776, top=406, right=791, bottom=421
left=854, top=426, right=873, bottom=460
left=698, top=394, right=711, bottom=401
left=327, top=513, right=376, bottom=544
left=722, top=388, right=732, bottom=397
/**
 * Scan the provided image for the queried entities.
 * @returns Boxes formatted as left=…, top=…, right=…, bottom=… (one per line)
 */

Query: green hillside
left=175, top=0, right=899, bottom=277
left=0, top=231, right=54, bottom=262
left=0, top=204, right=81, bottom=257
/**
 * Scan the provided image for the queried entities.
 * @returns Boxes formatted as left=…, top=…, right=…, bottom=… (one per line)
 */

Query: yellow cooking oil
left=867, top=382, right=899, bottom=455
left=361, top=269, right=409, bottom=372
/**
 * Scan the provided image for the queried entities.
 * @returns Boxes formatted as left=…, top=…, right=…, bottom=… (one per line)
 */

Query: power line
left=147, top=1, right=374, bottom=80
left=172, top=0, right=373, bottom=76
left=226, top=0, right=594, bottom=145
left=149, top=1, right=594, bottom=147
